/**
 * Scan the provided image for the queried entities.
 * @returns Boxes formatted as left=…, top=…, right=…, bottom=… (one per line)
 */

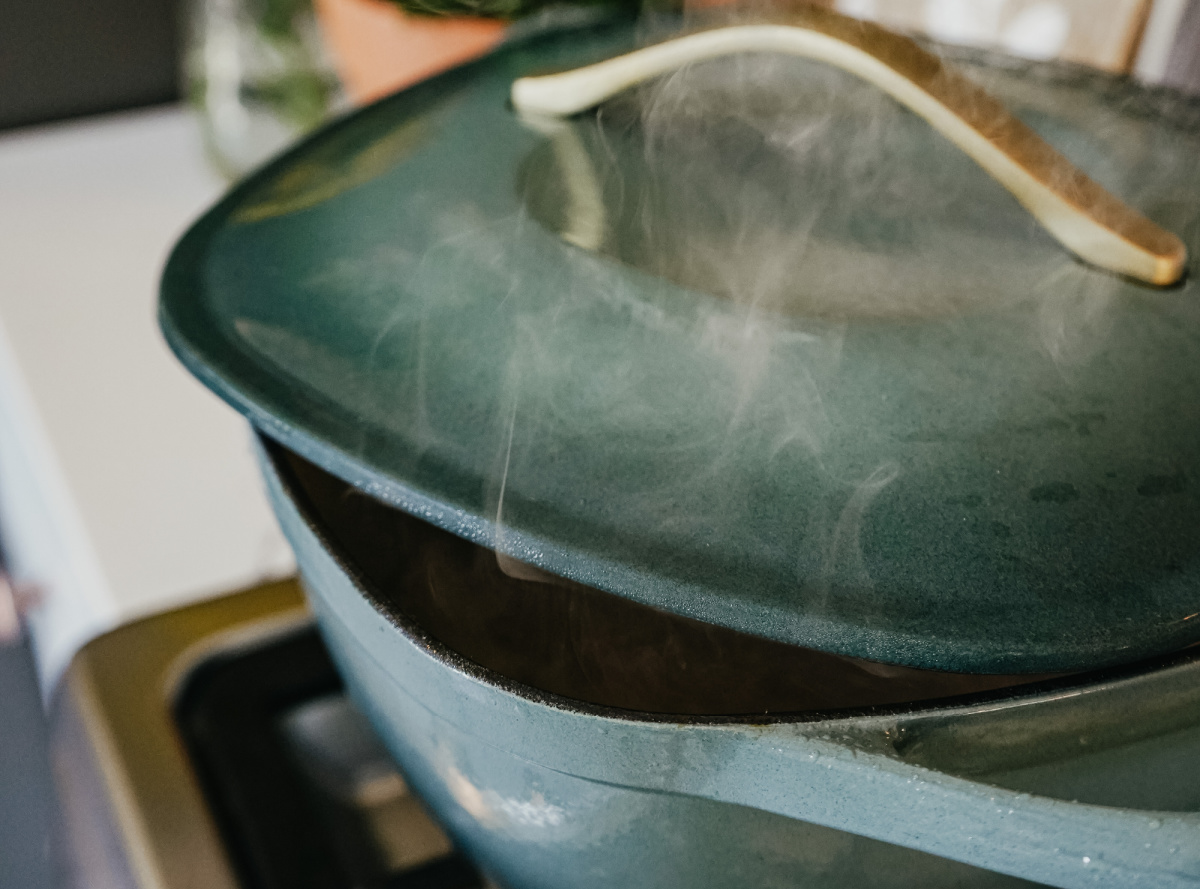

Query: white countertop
left=0, top=106, right=295, bottom=693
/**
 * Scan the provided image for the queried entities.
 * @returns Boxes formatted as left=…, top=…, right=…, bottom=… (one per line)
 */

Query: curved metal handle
left=512, top=9, right=1188, bottom=287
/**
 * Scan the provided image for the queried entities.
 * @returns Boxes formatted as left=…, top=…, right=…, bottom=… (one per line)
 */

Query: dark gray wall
left=0, top=0, right=1194, bottom=132
left=0, top=0, right=180, bottom=130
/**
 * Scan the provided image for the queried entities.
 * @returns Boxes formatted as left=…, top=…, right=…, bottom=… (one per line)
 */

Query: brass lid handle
left=512, top=9, right=1188, bottom=287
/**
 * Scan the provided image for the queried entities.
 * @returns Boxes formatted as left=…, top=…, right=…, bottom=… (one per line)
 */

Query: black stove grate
left=175, top=627, right=483, bottom=889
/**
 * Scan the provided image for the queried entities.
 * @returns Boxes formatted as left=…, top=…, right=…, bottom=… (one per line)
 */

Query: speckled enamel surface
left=161, top=15, right=1200, bottom=672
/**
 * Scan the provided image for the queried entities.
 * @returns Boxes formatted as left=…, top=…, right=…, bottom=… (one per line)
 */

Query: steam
left=810, top=461, right=900, bottom=600
left=338, top=6, right=1200, bottom=637
left=1032, top=261, right=1119, bottom=373
left=492, top=388, right=567, bottom=583
left=209, top=0, right=1200, bottom=696
left=494, top=7, right=1139, bottom=587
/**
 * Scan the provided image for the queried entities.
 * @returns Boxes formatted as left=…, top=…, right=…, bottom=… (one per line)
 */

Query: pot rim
left=259, top=431, right=1200, bottom=727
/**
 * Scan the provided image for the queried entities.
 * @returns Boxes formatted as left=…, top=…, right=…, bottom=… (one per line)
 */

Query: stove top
left=48, top=579, right=485, bottom=889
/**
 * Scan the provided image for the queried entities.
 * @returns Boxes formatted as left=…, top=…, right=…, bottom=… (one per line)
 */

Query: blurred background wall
left=0, top=0, right=180, bottom=130
left=1, top=0, right=1196, bottom=137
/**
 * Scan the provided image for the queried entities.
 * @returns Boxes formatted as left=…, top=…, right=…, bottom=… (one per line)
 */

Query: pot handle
left=642, top=724, right=1200, bottom=889
left=511, top=9, right=1187, bottom=287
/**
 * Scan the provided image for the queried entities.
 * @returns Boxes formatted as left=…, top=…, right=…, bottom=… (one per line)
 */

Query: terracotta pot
left=315, top=0, right=506, bottom=104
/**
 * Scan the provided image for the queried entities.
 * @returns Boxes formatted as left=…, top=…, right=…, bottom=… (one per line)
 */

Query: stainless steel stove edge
left=47, top=578, right=310, bottom=889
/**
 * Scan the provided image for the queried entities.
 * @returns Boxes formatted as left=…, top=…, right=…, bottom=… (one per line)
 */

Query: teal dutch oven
left=160, top=8, right=1200, bottom=887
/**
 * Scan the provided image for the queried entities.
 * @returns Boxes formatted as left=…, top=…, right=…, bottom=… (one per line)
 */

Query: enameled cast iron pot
left=160, top=9, right=1200, bottom=887
left=258, top=434, right=1200, bottom=889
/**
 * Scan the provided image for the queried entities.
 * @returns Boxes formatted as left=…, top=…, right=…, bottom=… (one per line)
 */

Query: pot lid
left=161, top=14, right=1200, bottom=674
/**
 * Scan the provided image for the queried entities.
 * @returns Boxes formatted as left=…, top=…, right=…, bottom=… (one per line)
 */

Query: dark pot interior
left=269, top=439, right=1061, bottom=716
